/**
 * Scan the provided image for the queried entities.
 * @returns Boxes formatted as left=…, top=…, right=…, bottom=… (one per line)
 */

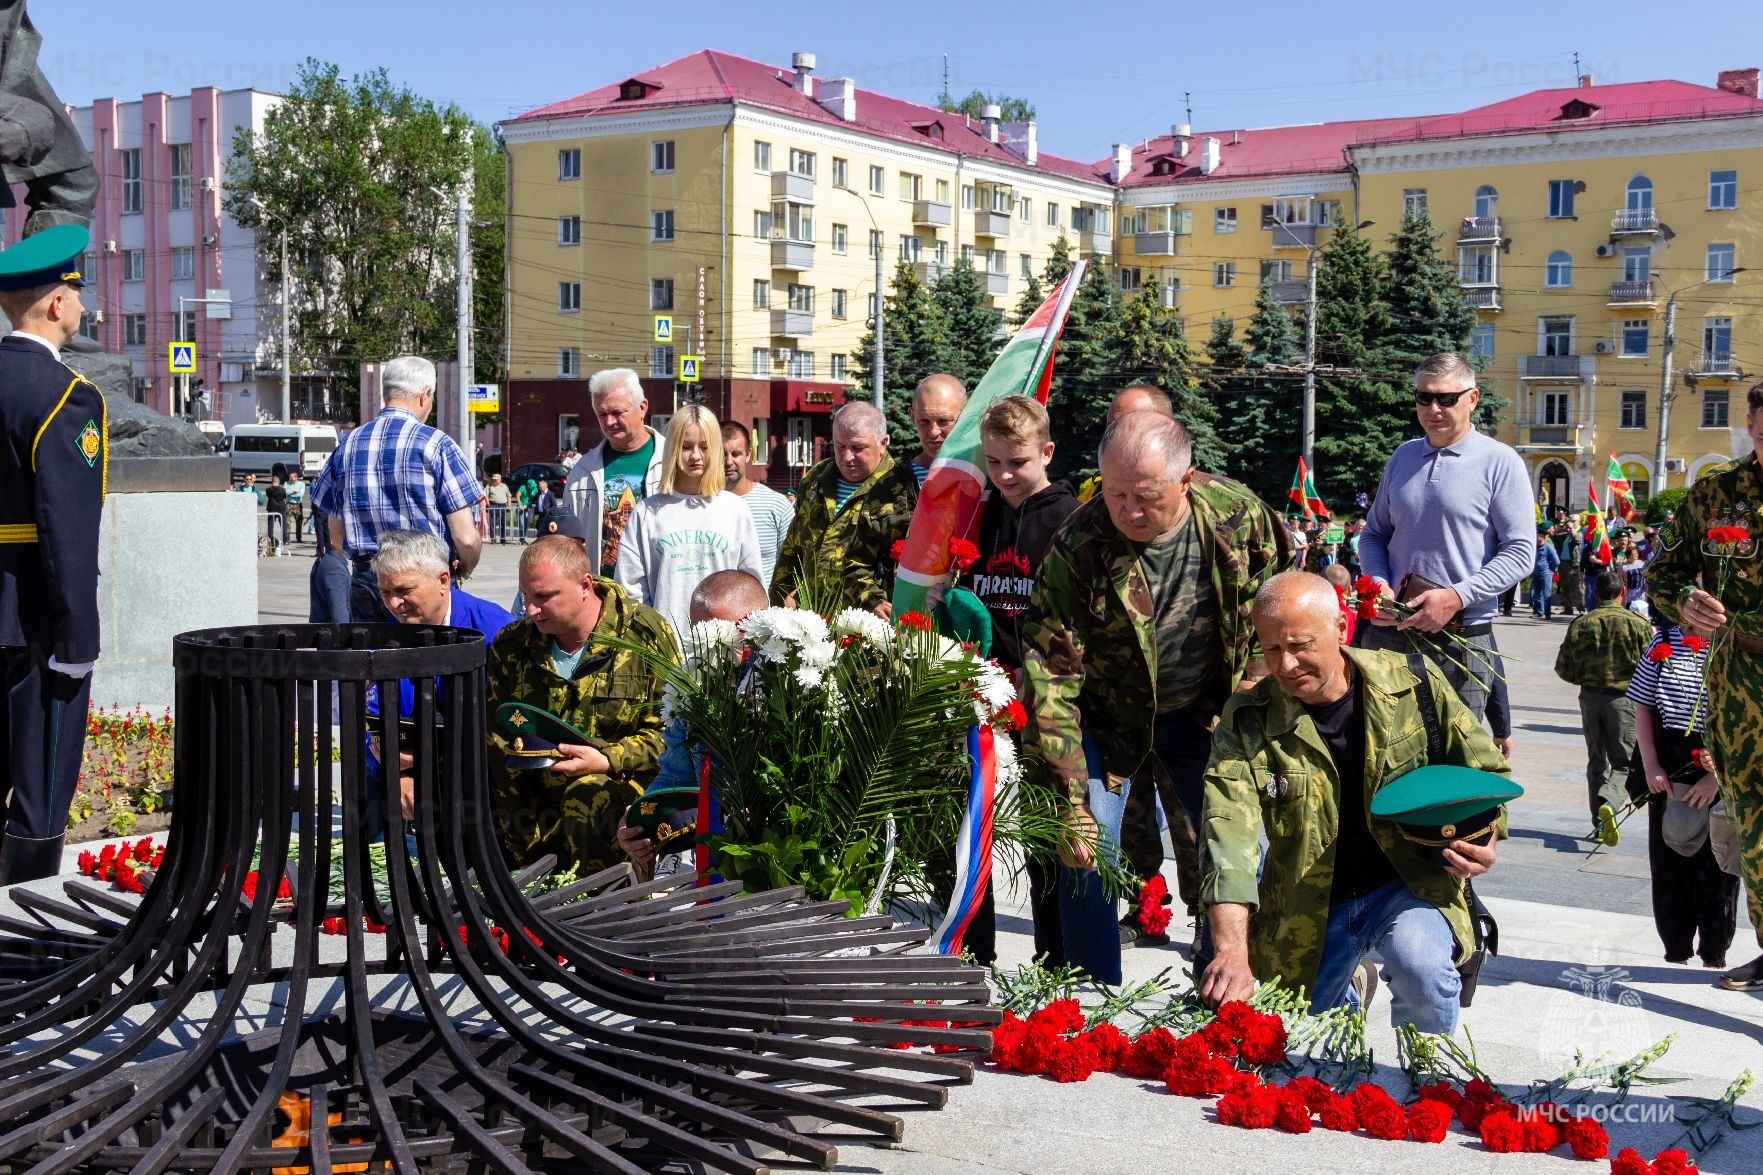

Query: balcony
left=1270, top=279, right=1308, bottom=305
left=911, top=199, right=952, bottom=227
left=771, top=170, right=814, bottom=202
left=1077, top=228, right=1112, bottom=255
left=1608, top=279, right=1656, bottom=306
left=1610, top=208, right=1658, bottom=235
left=1689, top=352, right=1741, bottom=379
left=1462, top=286, right=1502, bottom=311
left=1517, top=423, right=1585, bottom=451
left=1133, top=230, right=1178, bottom=256
left=1270, top=221, right=1316, bottom=250
left=984, top=271, right=1009, bottom=297
left=912, top=260, right=948, bottom=284
left=1458, top=216, right=1503, bottom=242
left=770, top=239, right=814, bottom=271
left=974, top=209, right=1011, bottom=238
left=770, top=308, right=813, bottom=338
left=1520, top=354, right=1591, bottom=380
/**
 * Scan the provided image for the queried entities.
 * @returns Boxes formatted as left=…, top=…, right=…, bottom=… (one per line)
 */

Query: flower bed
left=69, top=705, right=174, bottom=840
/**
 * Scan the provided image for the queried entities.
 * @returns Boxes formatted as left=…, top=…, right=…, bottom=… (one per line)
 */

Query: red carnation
left=898, top=611, right=933, bottom=632
left=1123, top=1027, right=1180, bottom=1079
left=1651, top=1149, right=1697, bottom=1175
left=1217, top=1086, right=1279, bottom=1130
left=1082, top=1023, right=1128, bottom=1072
left=1316, top=1092, right=1359, bottom=1132
left=1349, top=1083, right=1407, bottom=1141
left=1692, top=747, right=1716, bottom=773
left=1044, top=1038, right=1097, bottom=1083
left=1564, top=1115, right=1608, bottom=1160
left=321, top=916, right=346, bottom=935
left=1478, top=1111, right=1527, bottom=1153
left=365, top=917, right=388, bottom=933
left=889, top=540, right=908, bottom=564
left=1237, top=1019, right=1288, bottom=1067
left=99, top=844, right=117, bottom=863
left=1287, top=1075, right=1334, bottom=1114
left=240, top=871, right=260, bottom=903
left=948, top=538, right=981, bottom=573
left=990, top=1011, right=1026, bottom=1069
left=1406, top=1099, right=1452, bottom=1143
left=1610, top=1146, right=1653, bottom=1175
left=1520, top=1112, right=1563, bottom=1153
left=1000, top=698, right=1028, bottom=732
left=1014, top=1023, right=1060, bottom=1075
left=1682, top=634, right=1710, bottom=654
left=77, top=850, right=96, bottom=876
left=1028, top=997, right=1085, bottom=1037
left=1415, top=1080, right=1463, bottom=1112
left=1708, top=526, right=1751, bottom=545
left=1648, top=643, right=1673, bottom=662
left=1275, top=1086, right=1314, bottom=1134
left=133, top=839, right=154, bottom=862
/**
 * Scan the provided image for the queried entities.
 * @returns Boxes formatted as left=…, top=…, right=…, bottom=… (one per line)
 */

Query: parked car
left=506, top=462, right=568, bottom=491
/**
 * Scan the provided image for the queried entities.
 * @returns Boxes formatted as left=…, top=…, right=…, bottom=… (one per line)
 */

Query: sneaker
left=1718, top=953, right=1763, bottom=991
left=1350, top=961, right=1379, bottom=1014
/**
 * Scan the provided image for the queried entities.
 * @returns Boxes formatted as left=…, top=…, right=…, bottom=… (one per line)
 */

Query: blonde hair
left=661, top=404, right=726, bottom=496
left=981, top=394, right=1051, bottom=446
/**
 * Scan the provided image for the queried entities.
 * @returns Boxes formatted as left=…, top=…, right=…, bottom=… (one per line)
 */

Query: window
left=1621, top=318, right=1649, bottom=357
left=990, top=186, right=1012, bottom=214
left=1541, top=391, right=1571, bottom=426
left=774, top=201, right=812, bottom=241
left=934, top=179, right=950, bottom=203
left=1708, top=243, right=1736, bottom=282
left=123, top=249, right=145, bottom=281
left=171, top=246, right=195, bottom=280
left=754, top=141, right=771, bottom=172
left=558, top=414, right=580, bottom=452
left=831, top=157, right=848, bottom=187
left=986, top=248, right=1006, bottom=275
left=558, top=148, right=581, bottom=180
left=1470, top=323, right=1495, bottom=362
left=1019, top=198, right=1031, bottom=223
left=752, top=279, right=770, bottom=309
left=1703, top=389, right=1730, bottom=429
left=558, top=215, right=581, bottom=245
left=1259, top=204, right=1277, bottom=230
left=78, top=312, right=98, bottom=342
left=897, top=234, right=921, bottom=262
left=787, top=283, right=814, bottom=312
left=831, top=289, right=847, bottom=319
left=120, top=148, right=142, bottom=213
left=1626, top=175, right=1653, bottom=211
left=1402, top=188, right=1428, bottom=217
left=1260, top=259, right=1294, bottom=282
left=1472, top=185, right=1498, bottom=220
left=1541, top=317, right=1574, bottom=356
left=1547, top=180, right=1576, bottom=219
left=831, top=354, right=848, bottom=381
left=831, top=223, right=848, bottom=254
left=123, top=313, right=147, bottom=346
left=1119, top=211, right=1144, bottom=236
left=1622, top=246, right=1651, bottom=283
left=1316, top=200, right=1338, bottom=226
left=176, top=309, right=195, bottom=342
left=1047, top=202, right=1060, bottom=228
left=751, top=347, right=771, bottom=376
left=788, top=349, right=814, bottom=379
left=1458, top=246, right=1495, bottom=285
left=868, top=229, right=882, bottom=259
left=169, top=143, right=193, bottom=210
left=558, top=281, right=581, bottom=312
left=961, top=184, right=975, bottom=210
left=645, top=345, right=671, bottom=378
left=1545, top=250, right=1572, bottom=287
left=651, top=279, right=674, bottom=310
left=898, top=172, right=921, bottom=201
left=651, top=140, right=675, bottom=173
left=753, top=209, right=772, bottom=241
left=935, top=240, right=948, bottom=265
left=651, top=210, right=674, bottom=241
left=1021, top=254, right=1033, bottom=279
left=558, top=348, right=580, bottom=377
left=1620, top=391, right=1647, bottom=429
left=789, top=148, right=815, bottom=178
left=1214, top=207, right=1237, bottom=233
left=961, top=244, right=974, bottom=264
left=1705, top=316, right=1733, bottom=360
left=1709, top=169, right=1738, bottom=210
left=868, top=165, right=885, bottom=195
left=1118, top=266, right=1141, bottom=292
left=1213, top=261, right=1236, bottom=287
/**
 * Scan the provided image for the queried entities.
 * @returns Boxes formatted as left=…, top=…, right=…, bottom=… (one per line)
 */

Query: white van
left=221, top=424, right=339, bottom=480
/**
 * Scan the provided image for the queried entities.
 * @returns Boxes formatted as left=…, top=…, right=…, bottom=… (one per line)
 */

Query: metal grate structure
left=0, top=624, right=995, bottom=1173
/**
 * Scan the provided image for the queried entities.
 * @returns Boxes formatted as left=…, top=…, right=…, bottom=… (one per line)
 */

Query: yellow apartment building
left=498, top=50, right=1115, bottom=480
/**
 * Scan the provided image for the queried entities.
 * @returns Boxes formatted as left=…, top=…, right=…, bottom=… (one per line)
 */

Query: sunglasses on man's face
left=1415, top=389, right=1474, bottom=409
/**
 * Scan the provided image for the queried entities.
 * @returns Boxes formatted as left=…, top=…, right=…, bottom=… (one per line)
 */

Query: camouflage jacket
left=1200, top=647, right=1511, bottom=996
left=768, top=453, right=899, bottom=607
left=1649, top=452, right=1763, bottom=642
left=1023, top=472, right=1291, bottom=804
left=841, top=455, right=923, bottom=611
left=486, top=578, right=677, bottom=862
left=1554, top=600, right=1652, bottom=690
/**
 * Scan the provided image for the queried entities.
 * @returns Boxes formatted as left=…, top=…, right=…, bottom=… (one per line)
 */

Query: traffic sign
left=168, top=341, right=197, bottom=373
left=653, top=315, right=673, bottom=343
left=467, top=383, right=501, bottom=414
left=678, top=354, right=701, bottom=383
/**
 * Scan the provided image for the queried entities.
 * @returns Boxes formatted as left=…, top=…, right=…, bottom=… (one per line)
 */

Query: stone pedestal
left=91, top=485, right=257, bottom=711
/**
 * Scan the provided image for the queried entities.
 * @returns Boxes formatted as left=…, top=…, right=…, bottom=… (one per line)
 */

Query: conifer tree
left=1380, top=208, right=1509, bottom=429
left=851, top=260, right=951, bottom=449
left=930, top=258, right=1005, bottom=389
left=1311, top=221, right=1404, bottom=507
left=1211, top=279, right=1302, bottom=501
left=1011, top=270, right=1045, bottom=327
left=1043, top=258, right=1119, bottom=482
left=1109, top=278, right=1222, bottom=472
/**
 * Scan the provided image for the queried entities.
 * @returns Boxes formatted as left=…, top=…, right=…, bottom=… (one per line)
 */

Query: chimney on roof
left=1718, top=68, right=1761, bottom=98
left=1000, top=119, right=1038, bottom=165
left=1578, top=72, right=1594, bottom=88
left=1172, top=123, right=1191, bottom=158
left=820, top=76, right=857, bottom=121
left=1200, top=136, right=1221, bottom=175
left=791, top=52, right=816, bottom=98
left=1110, top=142, right=1132, bottom=183
left=981, top=103, right=1002, bottom=143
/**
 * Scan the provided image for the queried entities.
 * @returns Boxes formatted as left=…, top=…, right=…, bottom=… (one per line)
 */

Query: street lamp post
left=839, top=184, right=884, bottom=411
left=1651, top=267, right=1745, bottom=493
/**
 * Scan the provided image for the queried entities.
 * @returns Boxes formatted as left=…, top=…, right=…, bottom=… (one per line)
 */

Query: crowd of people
left=299, top=345, right=1763, bottom=1026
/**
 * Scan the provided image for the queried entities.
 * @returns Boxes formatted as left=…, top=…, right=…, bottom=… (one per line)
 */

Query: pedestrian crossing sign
left=678, top=354, right=701, bottom=383
left=168, top=342, right=197, bottom=373
left=653, top=315, right=673, bottom=343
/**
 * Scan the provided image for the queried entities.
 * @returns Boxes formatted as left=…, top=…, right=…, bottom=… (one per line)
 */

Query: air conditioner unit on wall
left=202, top=234, right=217, bottom=246
left=103, top=239, right=117, bottom=253
left=199, top=177, right=216, bottom=192
left=1595, top=243, right=1615, bottom=258
left=1594, top=341, right=1613, bottom=353
left=1665, top=458, right=1687, bottom=473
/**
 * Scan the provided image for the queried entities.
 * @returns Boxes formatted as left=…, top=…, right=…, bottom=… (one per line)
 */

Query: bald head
left=910, top=373, right=967, bottom=463
left=1253, top=571, right=1343, bottom=627
left=1098, top=410, right=1192, bottom=478
left=832, top=401, right=886, bottom=443
left=1252, top=571, right=1351, bottom=705
left=689, top=569, right=768, bottom=624
left=1107, top=383, right=1174, bottom=425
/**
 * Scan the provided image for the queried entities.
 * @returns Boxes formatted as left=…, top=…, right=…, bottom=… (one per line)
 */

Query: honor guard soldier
left=0, top=224, right=106, bottom=883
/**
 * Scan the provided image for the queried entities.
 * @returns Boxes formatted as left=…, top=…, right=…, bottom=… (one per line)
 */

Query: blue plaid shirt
left=310, top=407, right=480, bottom=557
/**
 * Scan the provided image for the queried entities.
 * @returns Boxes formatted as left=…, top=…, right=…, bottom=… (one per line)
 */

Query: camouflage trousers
left=1120, top=759, right=1201, bottom=916
left=495, top=772, right=642, bottom=877
left=1704, top=647, right=1763, bottom=950
left=1579, top=688, right=1637, bottom=821
left=1360, top=625, right=1495, bottom=720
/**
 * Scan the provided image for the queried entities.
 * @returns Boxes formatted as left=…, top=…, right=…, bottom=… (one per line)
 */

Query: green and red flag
left=890, top=260, right=1087, bottom=619
left=1606, top=453, right=1636, bottom=521
left=1583, top=487, right=1612, bottom=565
left=1288, top=456, right=1328, bottom=521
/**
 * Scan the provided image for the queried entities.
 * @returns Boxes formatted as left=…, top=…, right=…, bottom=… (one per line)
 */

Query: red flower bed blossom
left=76, top=838, right=165, bottom=894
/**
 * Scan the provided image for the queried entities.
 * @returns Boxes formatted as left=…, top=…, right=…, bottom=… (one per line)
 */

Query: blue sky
left=37, top=1, right=1759, bottom=162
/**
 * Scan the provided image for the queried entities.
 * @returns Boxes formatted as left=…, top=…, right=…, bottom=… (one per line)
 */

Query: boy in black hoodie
left=960, top=395, right=1079, bottom=964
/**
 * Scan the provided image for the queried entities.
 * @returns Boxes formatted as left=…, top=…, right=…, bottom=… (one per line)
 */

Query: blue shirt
left=835, top=479, right=861, bottom=509
left=310, top=407, right=481, bottom=558
left=911, top=460, right=930, bottom=488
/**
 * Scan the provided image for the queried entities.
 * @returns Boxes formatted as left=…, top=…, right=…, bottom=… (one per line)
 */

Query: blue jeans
left=1530, top=581, right=1553, bottom=618
left=1310, top=876, right=1461, bottom=1033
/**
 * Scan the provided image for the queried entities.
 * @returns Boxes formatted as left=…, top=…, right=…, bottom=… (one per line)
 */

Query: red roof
left=1107, top=80, right=1763, bottom=189
left=505, top=49, right=1110, bottom=186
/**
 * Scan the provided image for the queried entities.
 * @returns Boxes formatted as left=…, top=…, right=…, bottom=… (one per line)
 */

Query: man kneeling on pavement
left=1198, top=571, right=1509, bottom=1033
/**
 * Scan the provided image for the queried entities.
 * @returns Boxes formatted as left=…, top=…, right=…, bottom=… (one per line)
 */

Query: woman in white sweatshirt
left=616, top=404, right=763, bottom=647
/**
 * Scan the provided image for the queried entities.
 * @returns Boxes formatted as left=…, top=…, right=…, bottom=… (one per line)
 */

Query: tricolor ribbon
left=929, top=724, right=997, bottom=955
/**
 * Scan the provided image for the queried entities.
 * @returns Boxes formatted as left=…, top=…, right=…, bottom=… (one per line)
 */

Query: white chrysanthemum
left=973, top=661, right=1016, bottom=710
left=769, top=607, right=830, bottom=645
left=684, top=618, right=741, bottom=664
left=797, top=639, right=837, bottom=671
left=832, top=607, right=893, bottom=649
left=793, top=664, right=828, bottom=691
left=659, top=682, right=684, bottom=728
left=757, top=635, right=794, bottom=664
left=993, top=733, right=1023, bottom=789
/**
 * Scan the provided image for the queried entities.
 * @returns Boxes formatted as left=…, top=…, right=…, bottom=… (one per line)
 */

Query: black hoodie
left=962, top=479, right=1080, bottom=671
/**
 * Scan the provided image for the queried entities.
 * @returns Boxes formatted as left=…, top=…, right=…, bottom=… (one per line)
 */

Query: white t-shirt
left=616, top=490, right=763, bottom=644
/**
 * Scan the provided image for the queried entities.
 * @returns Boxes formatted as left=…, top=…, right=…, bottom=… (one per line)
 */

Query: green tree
left=469, top=129, right=507, bottom=387
left=1108, top=278, right=1222, bottom=472
left=1380, top=210, right=1509, bottom=429
left=930, top=258, right=1004, bottom=388
left=1311, top=221, right=1404, bottom=507
left=1212, top=279, right=1302, bottom=502
left=1011, top=269, right=1045, bottom=327
left=1043, top=258, right=1119, bottom=483
left=225, top=59, right=485, bottom=415
left=1042, top=233, right=1075, bottom=286
left=851, top=260, right=951, bottom=449
left=940, top=90, right=1037, bottom=122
